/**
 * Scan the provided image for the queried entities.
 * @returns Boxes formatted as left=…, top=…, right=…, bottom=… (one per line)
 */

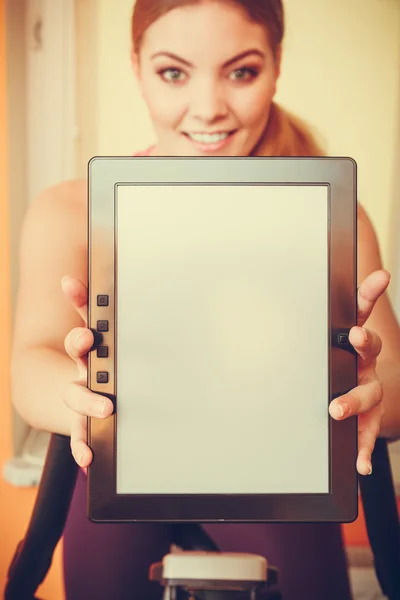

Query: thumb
left=64, top=327, right=94, bottom=381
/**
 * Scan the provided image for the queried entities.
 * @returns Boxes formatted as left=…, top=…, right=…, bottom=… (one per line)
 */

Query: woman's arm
left=11, top=181, right=88, bottom=434
left=357, top=204, right=400, bottom=439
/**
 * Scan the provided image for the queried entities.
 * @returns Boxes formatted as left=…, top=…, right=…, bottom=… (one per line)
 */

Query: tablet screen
left=115, top=184, right=329, bottom=495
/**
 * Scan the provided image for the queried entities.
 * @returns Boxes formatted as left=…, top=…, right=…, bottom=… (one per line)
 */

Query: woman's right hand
left=61, top=275, right=114, bottom=467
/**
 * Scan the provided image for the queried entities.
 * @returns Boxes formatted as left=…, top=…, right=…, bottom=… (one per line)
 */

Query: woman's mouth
left=182, top=130, right=237, bottom=152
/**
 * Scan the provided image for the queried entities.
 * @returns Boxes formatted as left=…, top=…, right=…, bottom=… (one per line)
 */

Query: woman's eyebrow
left=151, top=52, right=193, bottom=67
left=150, top=49, right=265, bottom=68
left=223, top=49, right=265, bottom=67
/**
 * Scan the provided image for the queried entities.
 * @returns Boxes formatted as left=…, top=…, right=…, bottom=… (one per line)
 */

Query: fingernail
left=334, top=402, right=350, bottom=419
left=367, top=463, right=373, bottom=475
left=361, top=327, right=368, bottom=342
left=77, top=332, right=86, bottom=349
left=78, top=453, right=85, bottom=466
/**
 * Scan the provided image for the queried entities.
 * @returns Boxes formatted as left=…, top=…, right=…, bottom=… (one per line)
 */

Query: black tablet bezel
left=87, top=156, right=357, bottom=523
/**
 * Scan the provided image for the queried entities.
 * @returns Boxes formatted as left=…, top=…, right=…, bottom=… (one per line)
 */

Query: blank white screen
left=116, top=185, right=329, bottom=494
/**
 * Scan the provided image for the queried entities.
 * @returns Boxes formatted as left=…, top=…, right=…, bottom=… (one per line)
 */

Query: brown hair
left=131, top=0, right=325, bottom=156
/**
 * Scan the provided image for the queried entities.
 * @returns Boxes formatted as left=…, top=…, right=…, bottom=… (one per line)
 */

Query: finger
left=329, top=377, right=383, bottom=419
left=64, top=327, right=94, bottom=380
left=61, top=275, right=88, bottom=325
left=62, top=381, right=114, bottom=419
left=348, top=326, right=382, bottom=365
left=357, top=270, right=390, bottom=327
left=70, top=414, right=93, bottom=468
left=356, top=405, right=383, bottom=475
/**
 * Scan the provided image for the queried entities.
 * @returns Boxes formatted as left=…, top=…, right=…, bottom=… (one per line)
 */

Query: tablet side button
left=97, top=346, right=109, bottom=358
left=97, top=294, right=109, bottom=306
left=96, top=371, right=109, bottom=384
left=97, top=320, right=109, bottom=332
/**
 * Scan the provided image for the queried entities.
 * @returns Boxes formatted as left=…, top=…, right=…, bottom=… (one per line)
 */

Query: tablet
left=87, top=157, right=357, bottom=523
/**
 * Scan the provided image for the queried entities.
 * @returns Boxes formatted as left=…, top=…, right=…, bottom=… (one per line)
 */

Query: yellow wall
left=87, top=0, right=400, bottom=269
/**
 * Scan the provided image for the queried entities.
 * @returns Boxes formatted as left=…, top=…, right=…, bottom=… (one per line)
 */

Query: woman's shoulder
left=42, top=178, right=86, bottom=203
left=357, top=202, right=384, bottom=281
left=357, top=202, right=370, bottom=225
left=28, top=179, right=87, bottom=219
left=21, top=179, right=87, bottom=253
left=357, top=202, right=379, bottom=246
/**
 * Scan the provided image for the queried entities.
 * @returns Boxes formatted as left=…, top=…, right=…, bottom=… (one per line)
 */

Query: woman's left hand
left=329, top=269, right=390, bottom=476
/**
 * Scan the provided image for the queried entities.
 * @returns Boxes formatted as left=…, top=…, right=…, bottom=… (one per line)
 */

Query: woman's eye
left=229, top=67, right=259, bottom=82
left=158, top=68, right=187, bottom=83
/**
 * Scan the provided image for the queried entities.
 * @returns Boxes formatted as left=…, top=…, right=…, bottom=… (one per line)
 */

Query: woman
left=11, top=1, right=400, bottom=599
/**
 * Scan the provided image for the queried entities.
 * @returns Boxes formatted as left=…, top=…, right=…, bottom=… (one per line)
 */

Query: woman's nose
left=190, top=78, right=229, bottom=123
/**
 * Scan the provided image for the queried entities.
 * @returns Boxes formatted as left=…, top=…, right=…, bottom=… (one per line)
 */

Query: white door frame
left=26, top=0, right=76, bottom=203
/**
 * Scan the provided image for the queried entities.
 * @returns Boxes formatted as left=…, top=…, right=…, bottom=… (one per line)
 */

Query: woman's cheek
left=145, top=90, right=187, bottom=128
left=243, top=82, right=275, bottom=126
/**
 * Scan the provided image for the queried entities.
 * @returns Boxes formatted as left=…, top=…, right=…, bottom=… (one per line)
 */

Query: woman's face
left=134, top=0, right=281, bottom=156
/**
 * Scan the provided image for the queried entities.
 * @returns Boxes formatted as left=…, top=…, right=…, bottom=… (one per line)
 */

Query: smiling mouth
left=183, top=130, right=237, bottom=144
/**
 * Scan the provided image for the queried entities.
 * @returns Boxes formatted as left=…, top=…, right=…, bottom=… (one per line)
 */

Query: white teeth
left=187, top=132, right=229, bottom=144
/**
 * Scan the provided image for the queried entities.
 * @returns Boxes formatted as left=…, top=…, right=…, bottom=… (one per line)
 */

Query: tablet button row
left=95, top=297, right=109, bottom=385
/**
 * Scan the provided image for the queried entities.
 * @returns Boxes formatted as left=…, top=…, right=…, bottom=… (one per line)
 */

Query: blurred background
left=1, top=0, right=400, bottom=598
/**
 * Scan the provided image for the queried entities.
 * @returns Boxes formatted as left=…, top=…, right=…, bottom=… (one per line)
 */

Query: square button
left=97, top=295, right=109, bottom=307
left=97, top=320, right=109, bottom=332
left=97, top=345, right=109, bottom=358
left=338, top=333, right=348, bottom=345
left=97, top=371, right=109, bottom=384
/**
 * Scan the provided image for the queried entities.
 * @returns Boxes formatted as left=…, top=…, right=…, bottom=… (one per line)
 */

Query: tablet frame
left=87, top=156, right=358, bottom=523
